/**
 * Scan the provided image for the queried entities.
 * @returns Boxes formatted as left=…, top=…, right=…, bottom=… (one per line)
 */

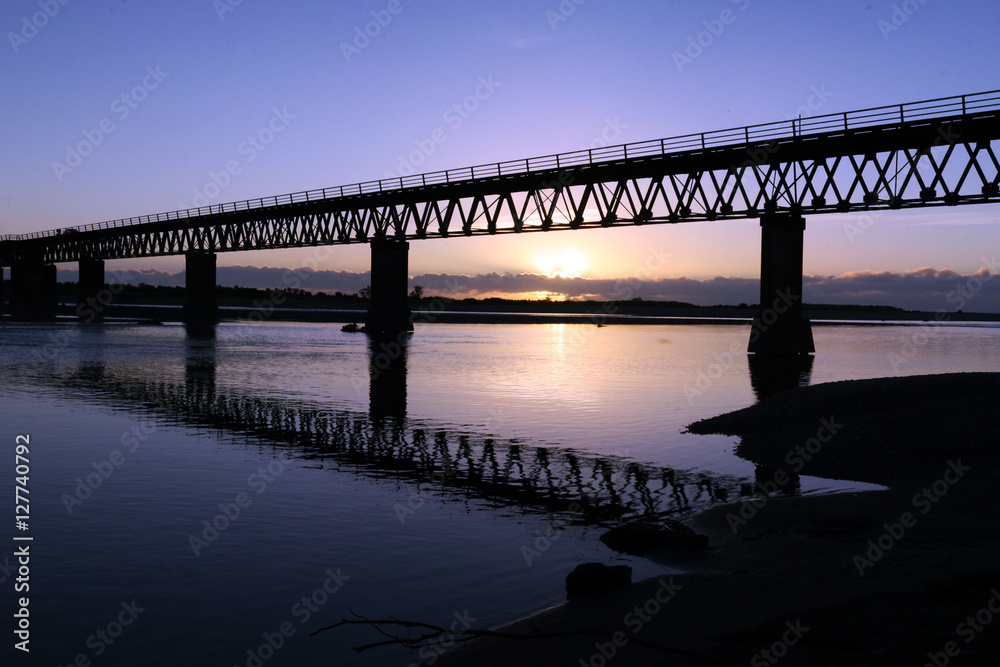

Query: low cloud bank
left=52, top=263, right=1000, bottom=312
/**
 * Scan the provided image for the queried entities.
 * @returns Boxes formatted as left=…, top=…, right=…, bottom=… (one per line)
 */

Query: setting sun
left=535, top=250, right=588, bottom=278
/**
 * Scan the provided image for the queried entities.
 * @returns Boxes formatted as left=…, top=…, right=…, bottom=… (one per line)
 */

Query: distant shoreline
left=5, top=300, right=1000, bottom=326
left=6, top=283, right=996, bottom=324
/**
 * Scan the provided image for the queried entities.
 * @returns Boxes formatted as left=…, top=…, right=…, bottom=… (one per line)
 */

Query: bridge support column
left=748, top=213, right=814, bottom=355
left=365, top=239, right=413, bottom=336
left=78, top=258, right=106, bottom=320
left=11, top=261, right=58, bottom=321
left=183, top=252, right=219, bottom=323
left=0, top=267, right=7, bottom=316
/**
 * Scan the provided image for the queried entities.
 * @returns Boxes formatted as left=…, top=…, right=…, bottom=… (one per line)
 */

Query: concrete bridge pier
left=365, top=239, right=413, bottom=336
left=11, top=261, right=58, bottom=321
left=182, top=252, right=219, bottom=323
left=748, top=213, right=815, bottom=355
left=78, top=258, right=106, bottom=320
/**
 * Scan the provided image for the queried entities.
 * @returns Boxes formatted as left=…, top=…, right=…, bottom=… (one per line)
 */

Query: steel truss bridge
left=2, top=90, right=998, bottom=263
left=2, top=90, right=999, bottom=349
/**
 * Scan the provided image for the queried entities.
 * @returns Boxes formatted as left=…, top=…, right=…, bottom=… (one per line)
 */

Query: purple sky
left=4, top=0, right=1000, bottom=309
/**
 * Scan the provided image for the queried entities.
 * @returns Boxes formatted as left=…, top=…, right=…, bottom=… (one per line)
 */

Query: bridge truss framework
left=2, top=90, right=999, bottom=350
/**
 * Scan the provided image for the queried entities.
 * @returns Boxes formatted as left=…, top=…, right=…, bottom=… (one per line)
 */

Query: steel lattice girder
left=2, top=113, right=999, bottom=266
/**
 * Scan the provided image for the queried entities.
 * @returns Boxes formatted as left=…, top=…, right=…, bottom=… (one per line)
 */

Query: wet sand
left=428, top=372, right=1000, bottom=666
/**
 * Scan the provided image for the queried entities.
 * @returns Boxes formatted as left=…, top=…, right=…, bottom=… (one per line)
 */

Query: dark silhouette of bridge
left=2, top=90, right=999, bottom=352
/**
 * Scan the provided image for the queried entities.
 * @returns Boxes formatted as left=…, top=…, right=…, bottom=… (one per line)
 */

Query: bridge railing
left=3, top=89, right=999, bottom=243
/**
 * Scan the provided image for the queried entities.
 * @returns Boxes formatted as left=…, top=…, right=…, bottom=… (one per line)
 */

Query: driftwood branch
left=311, top=611, right=736, bottom=666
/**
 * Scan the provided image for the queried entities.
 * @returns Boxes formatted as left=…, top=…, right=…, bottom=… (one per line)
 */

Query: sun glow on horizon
left=532, top=291, right=568, bottom=301
left=535, top=250, right=588, bottom=279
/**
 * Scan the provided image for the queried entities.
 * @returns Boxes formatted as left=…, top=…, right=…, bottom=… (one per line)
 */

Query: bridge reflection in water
left=747, top=353, right=815, bottom=402
left=47, top=326, right=755, bottom=525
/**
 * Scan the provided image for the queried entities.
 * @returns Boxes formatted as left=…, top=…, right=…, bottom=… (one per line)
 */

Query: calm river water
left=2, top=320, right=999, bottom=665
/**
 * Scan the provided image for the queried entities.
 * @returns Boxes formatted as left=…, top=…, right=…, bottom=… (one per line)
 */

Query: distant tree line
left=27, top=280, right=907, bottom=312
